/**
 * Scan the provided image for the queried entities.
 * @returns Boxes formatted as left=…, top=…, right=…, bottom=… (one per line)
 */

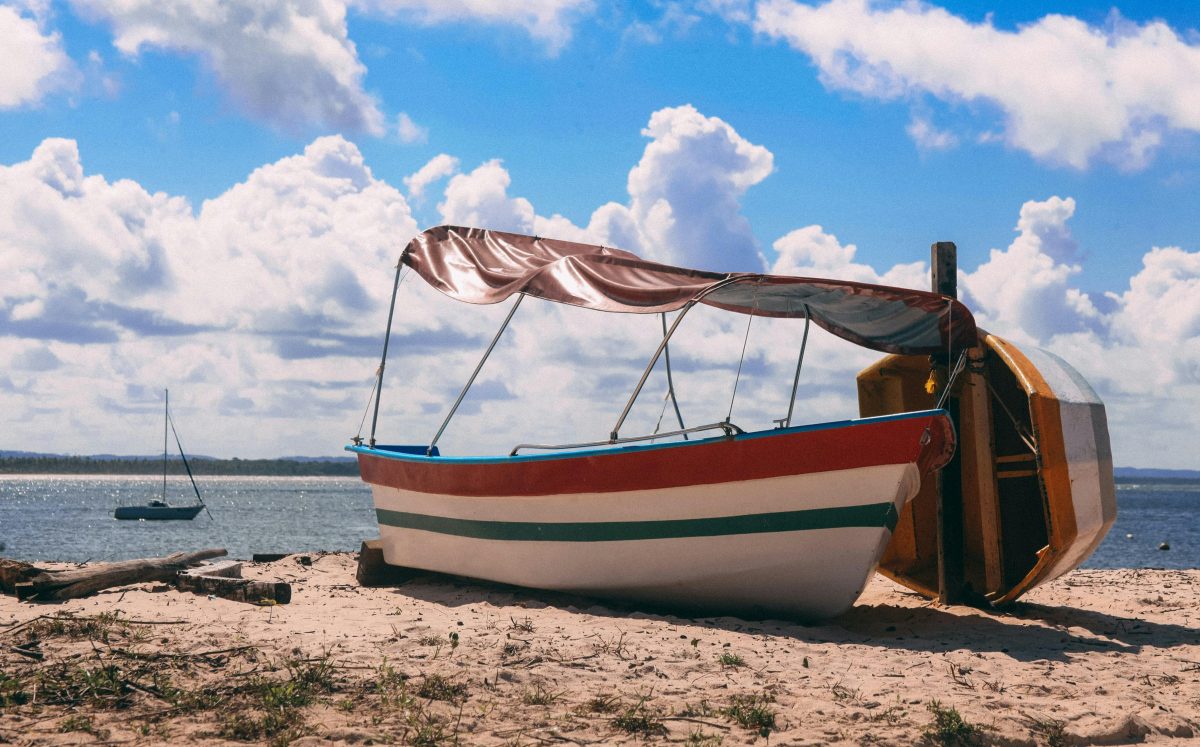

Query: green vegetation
left=0, top=455, right=357, bottom=476
left=612, top=696, right=667, bottom=739
left=716, top=651, right=745, bottom=668
left=924, top=700, right=981, bottom=746
left=723, top=691, right=777, bottom=737
left=416, top=674, right=468, bottom=703
left=522, top=681, right=561, bottom=706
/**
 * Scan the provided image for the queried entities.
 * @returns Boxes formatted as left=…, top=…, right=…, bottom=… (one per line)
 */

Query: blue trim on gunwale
left=345, top=409, right=948, bottom=466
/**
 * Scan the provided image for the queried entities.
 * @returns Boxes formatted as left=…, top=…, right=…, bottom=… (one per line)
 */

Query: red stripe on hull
left=358, top=413, right=954, bottom=498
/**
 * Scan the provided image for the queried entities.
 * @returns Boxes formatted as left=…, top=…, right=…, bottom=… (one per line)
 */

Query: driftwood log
left=11, top=549, right=227, bottom=601
left=0, top=559, right=51, bottom=594
left=176, top=561, right=291, bottom=605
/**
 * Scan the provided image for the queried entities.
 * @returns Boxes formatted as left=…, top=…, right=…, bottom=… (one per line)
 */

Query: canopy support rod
left=368, top=260, right=406, bottom=447
left=611, top=301, right=696, bottom=441
left=428, top=293, right=524, bottom=456
left=784, top=305, right=811, bottom=428
left=661, top=312, right=688, bottom=437
left=609, top=276, right=748, bottom=442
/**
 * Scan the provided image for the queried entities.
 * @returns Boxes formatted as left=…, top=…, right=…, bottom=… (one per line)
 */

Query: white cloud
left=404, top=153, right=459, bottom=199
left=907, top=112, right=957, bottom=152
left=432, top=105, right=774, bottom=273
left=70, top=0, right=386, bottom=135
left=753, top=0, right=1200, bottom=169
left=771, top=225, right=928, bottom=289
left=0, top=4, right=76, bottom=108
left=622, top=3, right=700, bottom=46
left=5, top=111, right=1199, bottom=468
left=960, top=196, right=1101, bottom=342
left=697, top=0, right=752, bottom=24
left=351, top=0, right=594, bottom=54
left=396, top=112, right=428, bottom=144
left=623, top=104, right=773, bottom=270
left=53, top=0, right=596, bottom=134
left=0, top=135, right=429, bottom=457
left=438, top=159, right=535, bottom=232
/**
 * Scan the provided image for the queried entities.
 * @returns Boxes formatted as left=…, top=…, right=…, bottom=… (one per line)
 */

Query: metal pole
left=610, top=301, right=696, bottom=441
left=428, top=294, right=524, bottom=455
left=661, top=312, right=688, bottom=436
left=784, top=305, right=811, bottom=427
left=162, top=389, right=168, bottom=502
left=368, top=259, right=405, bottom=447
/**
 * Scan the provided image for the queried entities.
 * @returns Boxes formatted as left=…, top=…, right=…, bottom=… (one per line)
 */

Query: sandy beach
left=2, top=553, right=1197, bottom=745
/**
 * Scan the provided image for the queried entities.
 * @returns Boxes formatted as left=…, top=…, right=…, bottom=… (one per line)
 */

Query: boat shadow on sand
left=380, top=570, right=1196, bottom=664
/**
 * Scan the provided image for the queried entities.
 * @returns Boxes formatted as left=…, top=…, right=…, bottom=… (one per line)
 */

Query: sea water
left=0, top=475, right=1196, bottom=568
left=0, top=475, right=377, bottom=563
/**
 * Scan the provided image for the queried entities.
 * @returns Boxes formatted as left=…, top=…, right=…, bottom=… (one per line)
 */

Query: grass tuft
left=723, top=691, right=777, bottom=737
left=58, top=713, right=109, bottom=739
left=612, top=696, right=668, bottom=739
left=717, top=652, right=745, bottom=668
left=417, top=673, right=468, bottom=703
left=583, top=693, right=621, bottom=714
left=522, top=681, right=561, bottom=706
left=924, top=700, right=981, bottom=746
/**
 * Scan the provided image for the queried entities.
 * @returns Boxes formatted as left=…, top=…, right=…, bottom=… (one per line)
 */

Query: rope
left=354, top=374, right=380, bottom=444
left=167, top=411, right=213, bottom=522
left=986, top=379, right=1039, bottom=454
left=726, top=281, right=760, bottom=423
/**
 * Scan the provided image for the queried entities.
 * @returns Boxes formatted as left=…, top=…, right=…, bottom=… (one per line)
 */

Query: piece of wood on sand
left=176, top=560, right=291, bottom=605
left=12, top=549, right=228, bottom=601
left=0, top=558, right=55, bottom=595
left=356, top=539, right=421, bottom=587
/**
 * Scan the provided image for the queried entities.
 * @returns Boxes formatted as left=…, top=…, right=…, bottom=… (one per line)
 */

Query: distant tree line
left=0, top=456, right=359, bottom=476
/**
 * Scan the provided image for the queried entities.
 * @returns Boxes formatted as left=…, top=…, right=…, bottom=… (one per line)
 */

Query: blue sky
left=2, top=0, right=1199, bottom=467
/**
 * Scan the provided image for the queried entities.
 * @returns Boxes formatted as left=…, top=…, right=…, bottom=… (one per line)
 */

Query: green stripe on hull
left=376, top=502, right=900, bottom=542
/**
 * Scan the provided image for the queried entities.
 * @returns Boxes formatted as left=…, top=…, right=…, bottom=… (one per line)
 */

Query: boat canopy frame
left=364, top=225, right=978, bottom=451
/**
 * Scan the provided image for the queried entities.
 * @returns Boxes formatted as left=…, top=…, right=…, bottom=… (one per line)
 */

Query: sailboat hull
left=114, top=505, right=204, bottom=521
left=352, top=410, right=955, bottom=620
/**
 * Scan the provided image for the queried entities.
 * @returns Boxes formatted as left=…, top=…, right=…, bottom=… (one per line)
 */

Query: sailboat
left=114, top=390, right=209, bottom=521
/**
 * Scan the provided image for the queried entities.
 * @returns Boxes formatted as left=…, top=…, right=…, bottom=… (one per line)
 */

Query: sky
left=1, top=0, right=1199, bottom=467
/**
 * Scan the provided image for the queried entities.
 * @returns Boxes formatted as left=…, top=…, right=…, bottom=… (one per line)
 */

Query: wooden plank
left=180, top=560, right=243, bottom=580
left=995, top=454, right=1037, bottom=464
left=356, top=539, right=421, bottom=587
left=175, top=573, right=291, bottom=605
left=932, top=240, right=964, bottom=605
left=931, top=241, right=958, bottom=298
left=997, top=470, right=1038, bottom=479
left=936, top=396, right=965, bottom=604
left=961, top=361, right=1003, bottom=595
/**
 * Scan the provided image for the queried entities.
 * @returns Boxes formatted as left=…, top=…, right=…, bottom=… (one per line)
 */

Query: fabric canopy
left=401, top=225, right=977, bottom=355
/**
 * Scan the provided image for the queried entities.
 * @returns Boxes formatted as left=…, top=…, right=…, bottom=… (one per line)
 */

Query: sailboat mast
left=162, top=389, right=169, bottom=502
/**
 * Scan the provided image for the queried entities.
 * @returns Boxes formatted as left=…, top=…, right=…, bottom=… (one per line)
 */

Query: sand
left=2, top=554, right=1198, bottom=745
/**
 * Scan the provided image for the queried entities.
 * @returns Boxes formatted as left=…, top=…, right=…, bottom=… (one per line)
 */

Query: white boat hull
left=370, top=463, right=922, bottom=620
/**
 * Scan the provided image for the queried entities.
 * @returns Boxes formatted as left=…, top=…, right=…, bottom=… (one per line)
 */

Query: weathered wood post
left=932, top=241, right=966, bottom=605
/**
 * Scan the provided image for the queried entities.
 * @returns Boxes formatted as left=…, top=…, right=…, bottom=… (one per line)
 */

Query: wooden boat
left=114, top=390, right=209, bottom=522
left=857, top=331, right=1117, bottom=604
left=348, top=226, right=976, bottom=620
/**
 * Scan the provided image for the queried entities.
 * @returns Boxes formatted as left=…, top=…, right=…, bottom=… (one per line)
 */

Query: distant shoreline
left=0, top=455, right=358, bottom=477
